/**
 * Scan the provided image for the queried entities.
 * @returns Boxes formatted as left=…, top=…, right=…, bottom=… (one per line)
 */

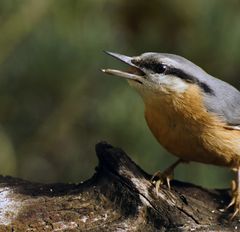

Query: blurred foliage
left=0, top=0, right=239, bottom=188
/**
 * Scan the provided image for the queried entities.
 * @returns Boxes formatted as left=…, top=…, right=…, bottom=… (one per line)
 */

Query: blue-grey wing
left=202, top=74, right=240, bottom=126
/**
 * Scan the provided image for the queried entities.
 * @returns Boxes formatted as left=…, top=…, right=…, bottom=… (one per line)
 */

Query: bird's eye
left=153, top=64, right=167, bottom=74
left=132, top=59, right=167, bottom=74
left=141, top=62, right=166, bottom=74
left=146, top=63, right=166, bottom=74
left=144, top=62, right=166, bottom=73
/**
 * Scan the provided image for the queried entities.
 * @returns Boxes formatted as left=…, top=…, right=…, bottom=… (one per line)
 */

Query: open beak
left=101, top=51, right=145, bottom=84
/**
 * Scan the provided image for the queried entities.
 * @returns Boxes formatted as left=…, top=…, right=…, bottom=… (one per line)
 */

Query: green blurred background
left=0, top=0, right=239, bottom=188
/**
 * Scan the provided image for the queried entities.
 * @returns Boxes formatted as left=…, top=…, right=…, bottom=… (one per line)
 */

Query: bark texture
left=0, top=142, right=239, bottom=231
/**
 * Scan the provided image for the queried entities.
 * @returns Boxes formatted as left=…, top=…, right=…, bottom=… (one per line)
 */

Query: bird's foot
left=227, top=168, right=240, bottom=220
left=151, top=159, right=183, bottom=193
left=151, top=169, right=173, bottom=192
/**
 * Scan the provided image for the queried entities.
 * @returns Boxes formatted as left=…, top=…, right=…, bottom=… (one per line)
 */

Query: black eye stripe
left=165, top=68, right=191, bottom=81
left=166, top=68, right=215, bottom=95
left=132, top=59, right=215, bottom=95
left=132, top=60, right=166, bottom=74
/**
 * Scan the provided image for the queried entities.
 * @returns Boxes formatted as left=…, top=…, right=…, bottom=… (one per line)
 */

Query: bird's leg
left=227, top=167, right=240, bottom=219
left=151, top=159, right=183, bottom=191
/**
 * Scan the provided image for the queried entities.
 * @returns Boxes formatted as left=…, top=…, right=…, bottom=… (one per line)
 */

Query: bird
left=102, top=51, right=240, bottom=219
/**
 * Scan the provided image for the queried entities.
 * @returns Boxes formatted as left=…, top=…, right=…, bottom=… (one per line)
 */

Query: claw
left=166, top=176, right=171, bottom=189
left=155, top=179, right=161, bottom=193
left=151, top=169, right=173, bottom=190
left=226, top=180, right=237, bottom=209
left=230, top=208, right=239, bottom=221
left=151, top=159, right=183, bottom=192
left=226, top=197, right=235, bottom=209
left=151, top=170, right=161, bottom=182
left=228, top=167, right=240, bottom=220
left=231, top=180, right=237, bottom=192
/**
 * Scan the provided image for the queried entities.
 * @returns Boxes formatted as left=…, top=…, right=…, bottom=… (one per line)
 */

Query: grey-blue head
left=102, top=51, right=240, bottom=126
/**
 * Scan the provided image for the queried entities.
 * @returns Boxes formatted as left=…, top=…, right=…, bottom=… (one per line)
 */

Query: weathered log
left=0, top=142, right=239, bottom=231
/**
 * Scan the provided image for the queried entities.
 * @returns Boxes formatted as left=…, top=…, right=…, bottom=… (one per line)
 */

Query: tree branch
left=0, top=142, right=239, bottom=231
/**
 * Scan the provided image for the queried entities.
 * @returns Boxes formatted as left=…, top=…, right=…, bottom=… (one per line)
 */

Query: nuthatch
left=102, top=51, right=240, bottom=218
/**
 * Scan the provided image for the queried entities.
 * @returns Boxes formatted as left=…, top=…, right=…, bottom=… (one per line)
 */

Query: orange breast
left=144, top=84, right=240, bottom=168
